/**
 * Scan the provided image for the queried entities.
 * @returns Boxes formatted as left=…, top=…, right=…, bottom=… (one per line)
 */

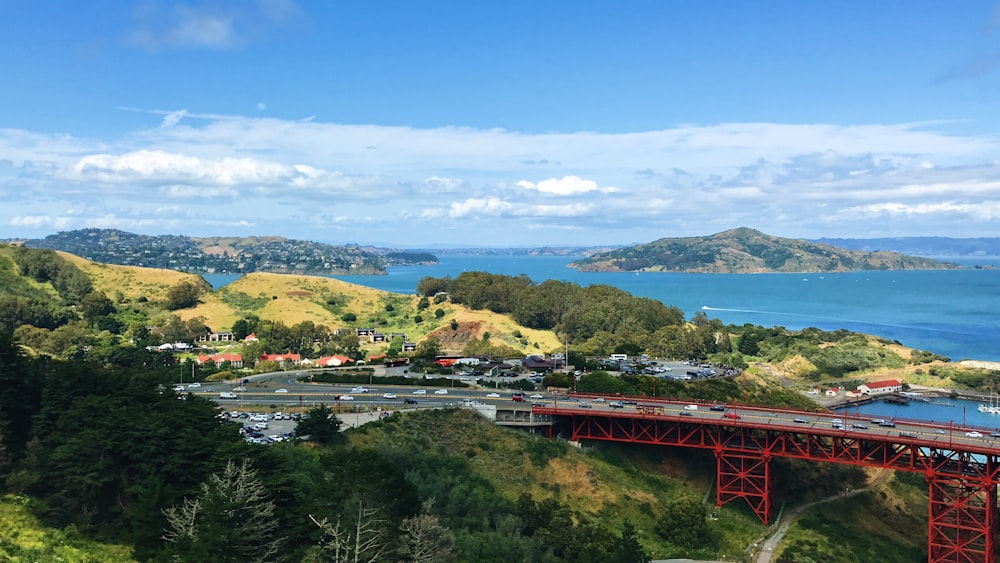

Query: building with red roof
left=857, top=379, right=903, bottom=396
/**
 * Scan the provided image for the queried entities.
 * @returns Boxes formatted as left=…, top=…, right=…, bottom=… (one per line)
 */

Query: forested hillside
left=16, top=228, right=438, bottom=275
left=571, top=227, right=956, bottom=273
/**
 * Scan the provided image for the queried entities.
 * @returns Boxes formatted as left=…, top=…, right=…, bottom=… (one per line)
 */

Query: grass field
left=0, top=495, right=137, bottom=562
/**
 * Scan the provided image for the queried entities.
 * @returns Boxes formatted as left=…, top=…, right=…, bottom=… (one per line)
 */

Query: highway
left=179, top=368, right=1000, bottom=449
left=541, top=394, right=1000, bottom=450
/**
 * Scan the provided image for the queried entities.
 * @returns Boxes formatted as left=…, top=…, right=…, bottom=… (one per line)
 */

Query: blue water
left=844, top=398, right=1000, bottom=432
left=202, top=255, right=1000, bottom=362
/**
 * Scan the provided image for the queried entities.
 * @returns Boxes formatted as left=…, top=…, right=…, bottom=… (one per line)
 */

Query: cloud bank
left=3, top=112, right=1000, bottom=246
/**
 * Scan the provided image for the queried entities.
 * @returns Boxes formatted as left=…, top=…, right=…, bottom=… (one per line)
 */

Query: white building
left=857, top=379, right=903, bottom=396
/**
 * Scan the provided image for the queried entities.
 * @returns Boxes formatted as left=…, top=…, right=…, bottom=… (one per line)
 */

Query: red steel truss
left=534, top=406, right=1000, bottom=561
left=716, top=451, right=771, bottom=525
left=928, top=475, right=997, bottom=563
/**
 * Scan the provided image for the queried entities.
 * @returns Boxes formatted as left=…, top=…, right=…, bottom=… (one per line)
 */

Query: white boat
left=980, top=394, right=1000, bottom=414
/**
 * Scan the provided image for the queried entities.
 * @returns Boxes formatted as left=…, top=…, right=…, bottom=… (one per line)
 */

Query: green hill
left=571, top=227, right=957, bottom=273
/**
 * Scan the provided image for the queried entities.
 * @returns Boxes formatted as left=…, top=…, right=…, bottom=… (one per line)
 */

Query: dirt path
left=754, top=470, right=890, bottom=563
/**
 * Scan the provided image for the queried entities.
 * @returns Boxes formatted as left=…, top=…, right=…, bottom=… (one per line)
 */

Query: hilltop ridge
left=13, top=228, right=438, bottom=276
left=571, top=227, right=958, bottom=273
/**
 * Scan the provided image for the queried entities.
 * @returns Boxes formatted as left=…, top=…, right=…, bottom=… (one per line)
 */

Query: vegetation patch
left=0, top=495, right=137, bottom=562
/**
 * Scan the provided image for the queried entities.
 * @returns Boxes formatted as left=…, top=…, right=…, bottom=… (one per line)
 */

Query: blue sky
left=3, top=0, right=1000, bottom=247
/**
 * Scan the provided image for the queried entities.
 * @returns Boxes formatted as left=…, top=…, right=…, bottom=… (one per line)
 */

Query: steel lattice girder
left=542, top=409, right=1000, bottom=563
left=927, top=475, right=997, bottom=563
left=716, top=451, right=771, bottom=525
left=560, top=413, right=1000, bottom=481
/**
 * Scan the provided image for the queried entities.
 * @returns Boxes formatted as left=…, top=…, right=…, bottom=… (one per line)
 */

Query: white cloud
left=449, top=197, right=513, bottom=218
left=516, top=176, right=606, bottom=195
left=125, top=1, right=305, bottom=51
left=257, top=102, right=267, bottom=111
left=161, top=110, right=187, bottom=128
left=72, top=149, right=327, bottom=188
left=11, top=215, right=54, bottom=228
left=844, top=201, right=994, bottom=217
left=7, top=113, right=1000, bottom=244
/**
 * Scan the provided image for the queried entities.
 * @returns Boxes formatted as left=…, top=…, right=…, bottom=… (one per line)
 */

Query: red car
left=723, top=412, right=742, bottom=420
left=512, top=396, right=526, bottom=402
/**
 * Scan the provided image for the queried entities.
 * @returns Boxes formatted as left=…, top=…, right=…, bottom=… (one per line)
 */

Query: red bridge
left=533, top=395, right=1000, bottom=563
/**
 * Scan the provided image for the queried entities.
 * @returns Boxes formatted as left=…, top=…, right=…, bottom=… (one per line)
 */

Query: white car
left=187, top=382, right=201, bottom=388
left=413, top=389, right=427, bottom=395
left=351, top=387, right=369, bottom=393
left=434, top=389, right=448, bottom=395
left=339, top=395, right=355, bottom=401
left=486, top=392, right=501, bottom=398
left=233, top=386, right=246, bottom=392
left=592, top=397, right=605, bottom=403
left=529, top=394, right=543, bottom=399
left=173, top=386, right=185, bottom=392
left=684, top=404, right=698, bottom=411
left=274, top=388, right=288, bottom=393
left=383, top=393, right=397, bottom=399
left=966, top=431, right=984, bottom=438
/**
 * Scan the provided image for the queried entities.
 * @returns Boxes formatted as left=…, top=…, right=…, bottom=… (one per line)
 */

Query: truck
left=219, top=391, right=237, bottom=399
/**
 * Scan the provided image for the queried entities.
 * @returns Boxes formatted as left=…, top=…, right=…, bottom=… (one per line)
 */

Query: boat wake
left=700, top=305, right=962, bottom=334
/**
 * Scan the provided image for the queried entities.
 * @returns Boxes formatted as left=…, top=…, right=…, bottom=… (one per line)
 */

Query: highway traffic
left=175, top=367, right=1000, bottom=449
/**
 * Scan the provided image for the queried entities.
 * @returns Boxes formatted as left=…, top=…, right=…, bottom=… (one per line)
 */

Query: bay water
left=203, top=254, right=1000, bottom=363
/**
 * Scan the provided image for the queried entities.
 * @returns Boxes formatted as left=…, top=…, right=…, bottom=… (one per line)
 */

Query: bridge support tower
left=927, top=475, right=997, bottom=563
left=715, top=450, right=771, bottom=525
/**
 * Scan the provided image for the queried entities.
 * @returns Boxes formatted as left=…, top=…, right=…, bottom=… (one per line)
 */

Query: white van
left=219, top=392, right=237, bottom=399
left=610, top=353, right=628, bottom=361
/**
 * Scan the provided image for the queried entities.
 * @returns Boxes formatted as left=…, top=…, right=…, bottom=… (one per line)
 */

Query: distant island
left=10, top=229, right=438, bottom=276
left=570, top=227, right=960, bottom=273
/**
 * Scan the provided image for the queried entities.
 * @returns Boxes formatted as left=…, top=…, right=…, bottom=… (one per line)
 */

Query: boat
left=979, top=393, right=1000, bottom=414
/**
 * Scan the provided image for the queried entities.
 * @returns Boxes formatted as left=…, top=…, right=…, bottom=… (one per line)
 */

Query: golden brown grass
left=62, top=252, right=203, bottom=302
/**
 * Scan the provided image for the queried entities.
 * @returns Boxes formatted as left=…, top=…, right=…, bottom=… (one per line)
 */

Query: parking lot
left=220, top=409, right=301, bottom=444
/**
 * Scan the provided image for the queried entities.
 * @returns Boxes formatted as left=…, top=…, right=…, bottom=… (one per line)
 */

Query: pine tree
left=163, top=458, right=284, bottom=563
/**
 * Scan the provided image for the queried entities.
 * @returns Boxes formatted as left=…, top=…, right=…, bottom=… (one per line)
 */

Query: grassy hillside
left=0, top=495, right=137, bottom=562
left=63, top=252, right=562, bottom=354
left=60, top=251, right=204, bottom=301
left=347, top=408, right=764, bottom=559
